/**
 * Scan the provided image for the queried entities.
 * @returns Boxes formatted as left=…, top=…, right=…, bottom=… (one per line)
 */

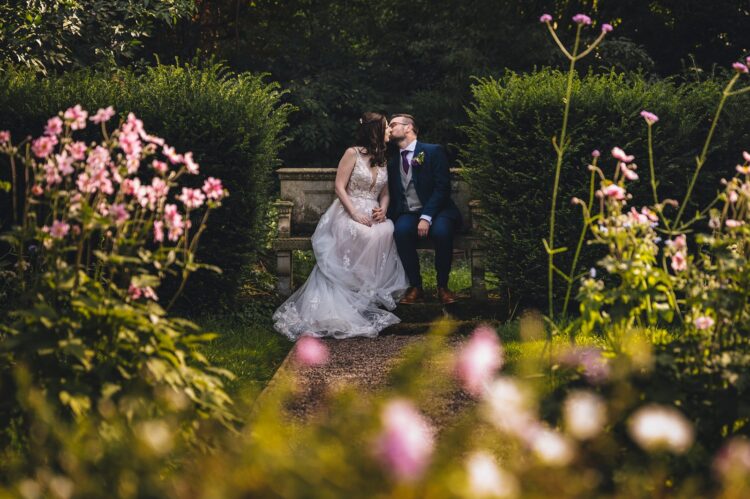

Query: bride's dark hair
left=354, top=112, right=387, bottom=167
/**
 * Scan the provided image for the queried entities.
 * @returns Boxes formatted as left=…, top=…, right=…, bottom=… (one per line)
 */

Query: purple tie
left=401, top=150, right=410, bottom=174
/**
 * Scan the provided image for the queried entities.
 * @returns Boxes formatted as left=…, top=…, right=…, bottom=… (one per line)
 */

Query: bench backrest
left=277, top=168, right=472, bottom=235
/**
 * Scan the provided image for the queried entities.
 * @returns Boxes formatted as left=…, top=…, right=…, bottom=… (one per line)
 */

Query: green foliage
left=461, top=69, right=750, bottom=309
left=0, top=62, right=293, bottom=309
left=0, top=0, right=196, bottom=73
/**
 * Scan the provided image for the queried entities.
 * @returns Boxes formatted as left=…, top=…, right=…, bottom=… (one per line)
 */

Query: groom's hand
left=372, top=207, right=386, bottom=223
left=417, top=219, right=430, bottom=238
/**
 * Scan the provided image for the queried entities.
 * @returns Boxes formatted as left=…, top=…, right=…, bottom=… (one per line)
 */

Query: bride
left=273, top=112, right=409, bottom=340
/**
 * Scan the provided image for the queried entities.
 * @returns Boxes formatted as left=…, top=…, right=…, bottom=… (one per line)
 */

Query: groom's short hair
left=391, top=113, right=419, bottom=135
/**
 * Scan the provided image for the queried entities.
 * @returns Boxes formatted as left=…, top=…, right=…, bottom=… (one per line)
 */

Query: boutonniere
left=411, top=151, right=425, bottom=168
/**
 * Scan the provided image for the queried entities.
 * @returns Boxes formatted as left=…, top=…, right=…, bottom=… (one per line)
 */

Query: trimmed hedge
left=0, top=63, right=292, bottom=309
left=461, top=69, right=750, bottom=310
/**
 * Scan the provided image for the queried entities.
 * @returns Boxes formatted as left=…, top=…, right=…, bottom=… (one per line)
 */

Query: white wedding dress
left=273, top=149, right=409, bottom=340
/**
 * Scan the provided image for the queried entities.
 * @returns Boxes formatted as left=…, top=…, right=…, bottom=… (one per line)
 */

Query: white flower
left=466, top=452, right=519, bottom=498
left=483, top=377, right=536, bottom=436
left=693, top=316, right=715, bottom=330
left=530, top=427, right=575, bottom=466
left=628, top=404, right=694, bottom=454
left=563, top=390, right=607, bottom=440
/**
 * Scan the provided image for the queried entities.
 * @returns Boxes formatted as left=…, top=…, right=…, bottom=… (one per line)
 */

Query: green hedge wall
left=461, top=69, right=750, bottom=310
left=0, top=63, right=292, bottom=309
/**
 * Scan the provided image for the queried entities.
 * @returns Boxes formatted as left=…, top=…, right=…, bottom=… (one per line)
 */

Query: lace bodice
left=347, top=149, right=387, bottom=200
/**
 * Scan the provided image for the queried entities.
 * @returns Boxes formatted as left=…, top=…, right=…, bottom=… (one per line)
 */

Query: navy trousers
left=393, top=212, right=456, bottom=288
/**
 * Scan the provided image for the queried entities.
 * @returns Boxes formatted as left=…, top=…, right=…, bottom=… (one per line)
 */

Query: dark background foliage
left=461, top=69, right=750, bottom=309
left=0, top=63, right=292, bottom=309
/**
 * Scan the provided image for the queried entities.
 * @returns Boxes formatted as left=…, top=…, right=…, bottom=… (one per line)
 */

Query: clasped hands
left=353, top=208, right=430, bottom=238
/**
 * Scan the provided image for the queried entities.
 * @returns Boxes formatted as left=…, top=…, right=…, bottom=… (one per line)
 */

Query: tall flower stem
left=547, top=25, right=581, bottom=319
left=674, top=74, right=739, bottom=229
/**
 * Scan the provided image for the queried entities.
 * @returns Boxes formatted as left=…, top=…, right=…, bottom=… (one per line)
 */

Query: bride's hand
left=351, top=211, right=372, bottom=226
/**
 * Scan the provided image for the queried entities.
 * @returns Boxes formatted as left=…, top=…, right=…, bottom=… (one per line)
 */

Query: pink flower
left=49, top=220, right=70, bottom=239
left=90, top=106, right=115, bottom=124
left=163, top=145, right=183, bottom=165
left=31, top=185, right=44, bottom=197
left=295, top=336, right=329, bottom=366
left=602, top=184, right=626, bottom=200
left=119, top=131, right=142, bottom=160
left=628, top=404, right=694, bottom=454
left=456, top=325, right=504, bottom=396
left=726, top=219, right=744, bottom=228
left=152, top=160, right=168, bottom=174
left=55, top=153, right=75, bottom=176
left=560, top=347, right=610, bottom=384
left=376, top=399, right=434, bottom=481
left=67, top=141, right=87, bottom=160
left=673, top=234, right=687, bottom=251
left=153, top=220, right=165, bottom=243
left=0, top=130, right=10, bottom=144
left=743, top=151, right=750, bottom=163
left=128, top=284, right=143, bottom=300
left=164, top=204, right=185, bottom=241
left=591, top=149, right=600, bottom=158
left=671, top=251, right=687, bottom=272
left=539, top=13, right=552, bottom=23
left=151, top=177, right=169, bottom=201
left=183, top=152, right=199, bottom=174
left=63, top=105, right=88, bottom=130
left=611, top=147, right=635, bottom=163
left=44, top=162, right=62, bottom=186
left=202, top=177, right=225, bottom=200
left=142, top=287, right=158, bottom=301
left=640, top=110, right=659, bottom=125
left=629, top=207, right=657, bottom=224
left=693, top=316, right=715, bottom=330
left=111, top=203, right=129, bottom=224
left=620, top=163, right=639, bottom=181
left=178, top=187, right=206, bottom=209
left=128, top=284, right=158, bottom=301
left=736, top=165, right=750, bottom=175
left=45, top=116, right=63, bottom=136
left=732, top=62, right=749, bottom=74
left=32, top=136, right=56, bottom=158
left=729, top=190, right=739, bottom=203
left=601, top=23, right=613, bottom=33
left=572, top=14, right=592, bottom=25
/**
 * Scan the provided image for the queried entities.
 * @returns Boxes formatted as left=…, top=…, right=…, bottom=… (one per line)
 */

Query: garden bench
left=272, top=168, right=486, bottom=299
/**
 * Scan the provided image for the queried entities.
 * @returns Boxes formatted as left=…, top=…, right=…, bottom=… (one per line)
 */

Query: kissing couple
left=273, top=112, right=462, bottom=340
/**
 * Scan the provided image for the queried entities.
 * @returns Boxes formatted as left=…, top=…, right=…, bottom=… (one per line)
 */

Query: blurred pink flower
left=530, top=427, right=575, bottom=466
left=183, top=152, right=200, bottom=174
left=44, top=162, right=62, bottom=186
left=743, top=151, right=750, bottom=163
left=376, top=399, right=434, bottom=481
left=602, top=184, right=626, bottom=200
left=119, top=131, right=142, bottom=160
left=31, top=185, right=43, bottom=196
left=572, top=14, right=592, bottom=25
left=560, top=347, right=610, bottom=384
left=456, top=325, right=504, bottom=396
left=611, top=147, right=635, bottom=163
left=693, top=316, right=714, bottom=330
left=591, top=149, right=600, bottom=158
left=729, top=190, right=739, bottom=203
left=732, top=62, right=749, bottom=73
left=164, top=204, right=186, bottom=241
left=483, top=377, right=536, bottom=435
left=640, top=110, right=659, bottom=125
left=628, top=404, right=694, bottom=454
left=539, top=13, right=552, bottom=22
left=45, top=117, right=63, bottom=136
left=32, top=136, right=56, bottom=158
left=465, top=452, right=519, bottom=498
left=713, top=437, right=750, bottom=479
left=90, top=106, right=115, bottom=124
left=178, top=187, right=206, bottom=209
left=671, top=251, right=687, bottom=272
left=564, top=390, right=606, bottom=440
left=726, top=219, right=744, bottom=228
left=152, top=160, right=168, bottom=174
left=151, top=177, right=169, bottom=200
left=111, top=203, right=129, bottom=224
left=56, top=153, right=75, bottom=176
left=49, top=220, right=70, bottom=239
left=0, top=130, right=10, bottom=143
left=601, top=23, right=613, bottom=33
left=64, top=105, right=88, bottom=130
left=295, top=336, right=330, bottom=366
left=736, top=164, right=750, bottom=175
left=673, top=234, right=687, bottom=250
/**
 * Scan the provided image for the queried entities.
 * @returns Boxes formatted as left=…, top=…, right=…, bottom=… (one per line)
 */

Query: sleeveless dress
left=273, top=149, right=409, bottom=340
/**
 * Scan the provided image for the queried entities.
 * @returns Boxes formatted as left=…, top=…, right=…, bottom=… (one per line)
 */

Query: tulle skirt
left=273, top=197, right=409, bottom=340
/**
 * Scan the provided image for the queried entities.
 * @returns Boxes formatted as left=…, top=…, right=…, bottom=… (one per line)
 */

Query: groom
left=380, top=114, right=461, bottom=305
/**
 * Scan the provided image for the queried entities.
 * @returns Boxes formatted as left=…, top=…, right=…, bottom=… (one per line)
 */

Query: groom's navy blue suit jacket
left=386, top=141, right=462, bottom=226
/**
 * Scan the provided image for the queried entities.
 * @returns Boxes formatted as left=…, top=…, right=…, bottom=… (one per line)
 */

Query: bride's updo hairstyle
left=354, top=112, right=387, bottom=167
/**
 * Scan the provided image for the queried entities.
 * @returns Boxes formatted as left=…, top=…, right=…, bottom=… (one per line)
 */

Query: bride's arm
left=378, top=182, right=389, bottom=212
left=335, top=148, right=371, bottom=226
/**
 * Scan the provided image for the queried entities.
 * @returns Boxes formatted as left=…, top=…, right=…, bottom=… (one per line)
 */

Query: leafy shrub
left=0, top=62, right=293, bottom=310
left=461, top=69, right=750, bottom=309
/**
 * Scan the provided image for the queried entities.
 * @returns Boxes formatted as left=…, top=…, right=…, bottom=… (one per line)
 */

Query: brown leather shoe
left=437, top=287, right=458, bottom=305
left=399, top=287, right=424, bottom=304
